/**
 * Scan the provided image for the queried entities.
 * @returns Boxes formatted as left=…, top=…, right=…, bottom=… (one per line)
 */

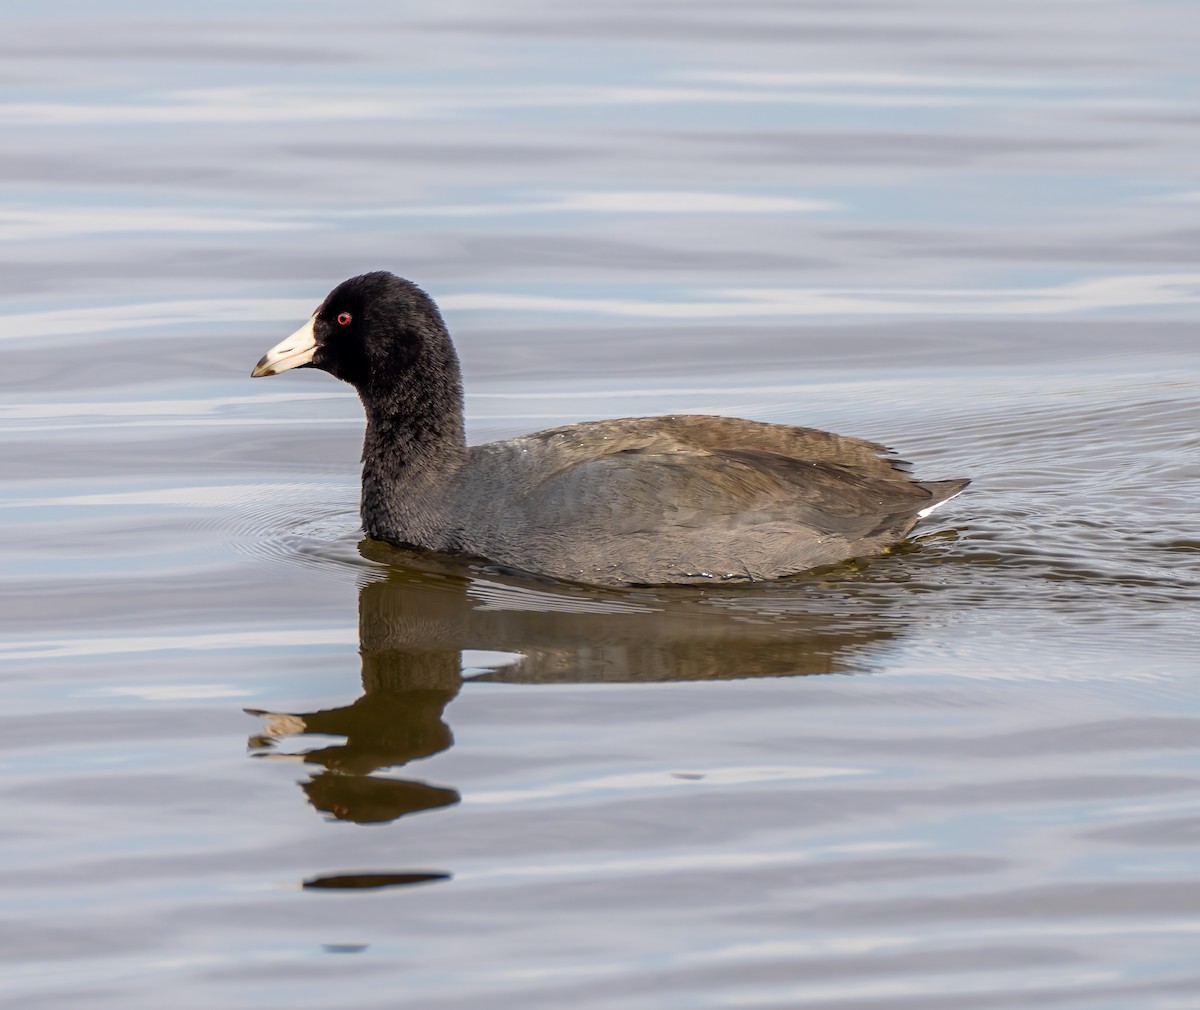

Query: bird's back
left=447, top=415, right=967, bottom=586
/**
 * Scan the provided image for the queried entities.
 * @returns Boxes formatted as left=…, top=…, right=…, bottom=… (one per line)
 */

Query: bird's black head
left=252, top=272, right=452, bottom=395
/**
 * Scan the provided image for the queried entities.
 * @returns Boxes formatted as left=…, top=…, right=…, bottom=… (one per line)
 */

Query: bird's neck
left=358, top=363, right=467, bottom=546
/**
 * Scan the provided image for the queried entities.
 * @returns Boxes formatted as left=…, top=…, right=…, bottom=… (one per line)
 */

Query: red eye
left=336, top=312, right=352, bottom=326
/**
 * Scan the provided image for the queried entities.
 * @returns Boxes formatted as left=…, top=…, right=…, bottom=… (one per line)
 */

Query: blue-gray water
left=2, top=2, right=1200, bottom=1008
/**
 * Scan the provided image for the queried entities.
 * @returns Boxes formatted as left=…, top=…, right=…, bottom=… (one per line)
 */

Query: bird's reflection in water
left=250, top=540, right=907, bottom=836
left=249, top=574, right=465, bottom=825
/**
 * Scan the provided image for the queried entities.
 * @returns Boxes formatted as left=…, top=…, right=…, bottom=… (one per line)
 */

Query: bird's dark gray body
left=253, top=272, right=969, bottom=588
left=361, top=413, right=967, bottom=586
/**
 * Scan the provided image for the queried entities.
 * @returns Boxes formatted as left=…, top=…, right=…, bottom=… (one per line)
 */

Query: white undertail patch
left=916, top=488, right=965, bottom=519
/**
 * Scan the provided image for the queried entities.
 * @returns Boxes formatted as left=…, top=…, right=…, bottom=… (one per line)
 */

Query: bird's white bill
left=251, top=317, right=316, bottom=377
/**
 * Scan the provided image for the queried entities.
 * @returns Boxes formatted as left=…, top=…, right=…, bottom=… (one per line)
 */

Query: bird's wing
left=522, top=441, right=933, bottom=541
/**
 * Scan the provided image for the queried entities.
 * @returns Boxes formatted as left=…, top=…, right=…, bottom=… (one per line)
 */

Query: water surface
left=2, top=2, right=1200, bottom=1008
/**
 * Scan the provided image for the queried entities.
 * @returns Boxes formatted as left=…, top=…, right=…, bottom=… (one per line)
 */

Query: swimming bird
left=251, top=271, right=968, bottom=587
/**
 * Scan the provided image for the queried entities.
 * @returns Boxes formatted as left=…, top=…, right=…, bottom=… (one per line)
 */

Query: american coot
left=252, top=271, right=968, bottom=587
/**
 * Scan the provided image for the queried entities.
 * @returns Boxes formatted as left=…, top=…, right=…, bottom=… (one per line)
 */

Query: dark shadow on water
left=303, top=872, right=451, bottom=891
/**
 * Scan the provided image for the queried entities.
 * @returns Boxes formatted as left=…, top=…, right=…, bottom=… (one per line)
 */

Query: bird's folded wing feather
left=524, top=443, right=932, bottom=541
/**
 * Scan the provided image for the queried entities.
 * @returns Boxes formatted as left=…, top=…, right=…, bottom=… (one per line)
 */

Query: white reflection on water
left=459, top=840, right=920, bottom=886
left=11, top=482, right=337, bottom=509
left=470, top=765, right=867, bottom=806
left=3, top=391, right=345, bottom=421
left=441, top=273, right=1200, bottom=317
left=360, top=191, right=839, bottom=217
left=0, top=627, right=357, bottom=661
left=0, top=299, right=310, bottom=340
left=673, top=71, right=1112, bottom=90
left=0, top=81, right=1175, bottom=127
left=5, top=272, right=1200, bottom=345
left=0, top=192, right=835, bottom=244
left=0, top=208, right=308, bottom=242
left=86, top=684, right=258, bottom=701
